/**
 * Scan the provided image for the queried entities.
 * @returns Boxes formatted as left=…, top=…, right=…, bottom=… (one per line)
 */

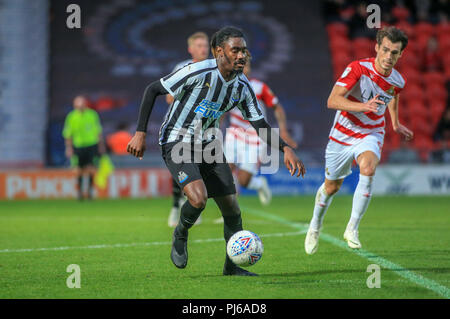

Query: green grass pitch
left=0, top=195, right=449, bottom=299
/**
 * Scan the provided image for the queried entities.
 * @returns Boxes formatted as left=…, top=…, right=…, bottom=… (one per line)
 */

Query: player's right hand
left=127, top=131, right=147, bottom=160
left=361, top=94, right=384, bottom=113
left=65, top=147, right=73, bottom=159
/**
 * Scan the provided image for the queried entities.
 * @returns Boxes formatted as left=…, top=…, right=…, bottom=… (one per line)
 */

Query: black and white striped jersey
left=158, top=58, right=264, bottom=145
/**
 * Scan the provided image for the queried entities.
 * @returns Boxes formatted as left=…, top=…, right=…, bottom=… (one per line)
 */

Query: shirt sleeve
left=260, top=82, right=279, bottom=108
left=160, top=64, right=201, bottom=97
left=62, top=113, right=72, bottom=139
left=335, top=61, right=362, bottom=91
left=238, top=83, right=265, bottom=122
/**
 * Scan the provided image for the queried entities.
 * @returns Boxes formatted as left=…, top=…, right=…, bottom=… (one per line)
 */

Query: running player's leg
left=168, top=179, right=183, bottom=227
left=305, top=139, right=353, bottom=254
left=236, top=141, right=271, bottom=205
left=214, top=194, right=257, bottom=276
left=76, top=168, right=83, bottom=200
left=343, top=150, right=378, bottom=248
left=171, top=179, right=208, bottom=268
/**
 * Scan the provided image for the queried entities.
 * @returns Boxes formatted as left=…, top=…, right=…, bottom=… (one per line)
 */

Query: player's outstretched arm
left=327, top=85, right=384, bottom=113
left=387, top=94, right=413, bottom=141
left=250, top=118, right=306, bottom=178
left=273, top=103, right=298, bottom=149
left=127, top=80, right=168, bottom=159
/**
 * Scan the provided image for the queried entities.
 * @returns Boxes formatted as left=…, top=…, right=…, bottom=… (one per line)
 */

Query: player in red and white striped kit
left=305, top=26, right=414, bottom=254
left=224, top=58, right=297, bottom=205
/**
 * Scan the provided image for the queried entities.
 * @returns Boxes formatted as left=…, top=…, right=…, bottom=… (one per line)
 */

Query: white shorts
left=224, top=133, right=263, bottom=175
left=325, top=134, right=383, bottom=180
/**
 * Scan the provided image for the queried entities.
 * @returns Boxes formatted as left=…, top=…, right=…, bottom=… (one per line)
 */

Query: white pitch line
left=0, top=230, right=305, bottom=253
left=242, top=205, right=450, bottom=299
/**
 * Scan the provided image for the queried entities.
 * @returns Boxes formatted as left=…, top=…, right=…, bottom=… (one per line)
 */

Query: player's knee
left=325, top=182, right=341, bottom=195
left=188, top=193, right=208, bottom=210
left=359, top=165, right=376, bottom=177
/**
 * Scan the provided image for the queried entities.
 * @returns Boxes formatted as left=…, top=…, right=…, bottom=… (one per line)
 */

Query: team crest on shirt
left=231, top=91, right=240, bottom=102
left=178, top=171, right=188, bottom=183
left=341, top=67, right=351, bottom=78
left=386, top=86, right=395, bottom=96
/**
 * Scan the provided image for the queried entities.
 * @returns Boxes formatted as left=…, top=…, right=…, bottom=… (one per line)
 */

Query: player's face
left=217, top=37, right=248, bottom=74
left=73, top=96, right=87, bottom=110
left=375, top=37, right=403, bottom=71
left=188, top=38, right=209, bottom=62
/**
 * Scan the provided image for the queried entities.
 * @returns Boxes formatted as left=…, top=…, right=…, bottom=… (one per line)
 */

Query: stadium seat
left=423, top=71, right=446, bottom=87
left=402, top=84, right=425, bottom=104
left=329, top=36, right=352, bottom=55
left=326, top=22, right=349, bottom=38
left=414, top=22, right=434, bottom=37
left=436, top=22, right=450, bottom=38
left=438, top=35, right=450, bottom=57
left=402, top=67, right=422, bottom=86
left=352, top=38, right=373, bottom=59
left=410, top=117, right=435, bottom=137
left=426, top=84, right=448, bottom=103
left=405, top=100, right=428, bottom=119
left=392, top=6, right=411, bottom=22
left=398, top=50, right=421, bottom=69
left=395, top=21, right=414, bottom=39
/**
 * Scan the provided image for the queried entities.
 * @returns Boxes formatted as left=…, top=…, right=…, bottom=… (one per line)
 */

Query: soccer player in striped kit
left=305, top=26, right=413, bottom=254
left=166, top=32, right=210, bottom=228
left=224, top=56, right=298, bottom=205
left=127, top=26, right=305, bottom=275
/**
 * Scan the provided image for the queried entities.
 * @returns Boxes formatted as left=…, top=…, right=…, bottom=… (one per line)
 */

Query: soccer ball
left=226, top=230, right=264, bottom=267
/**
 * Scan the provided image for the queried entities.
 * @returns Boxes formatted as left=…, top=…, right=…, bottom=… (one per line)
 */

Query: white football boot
left=304, top=228, right=320, bottom=255
left=343, top=229, right=362, bottom=249
left=257, top=176, right=272, bottom=206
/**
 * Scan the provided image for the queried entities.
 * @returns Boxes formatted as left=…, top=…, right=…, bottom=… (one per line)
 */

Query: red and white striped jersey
left=329, top=57, right=406, bottom=146
left=228, top=78, right=279, bottom=145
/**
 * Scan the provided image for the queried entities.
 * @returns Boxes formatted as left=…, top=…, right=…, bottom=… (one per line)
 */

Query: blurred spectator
left=387, top=139, right=421, bottom=163
left=431, top=105, right=450, bottom=162
left=349, top=2, right=377, bottom=38
left=423, top=36, right=443, bottom=71
left=429, top=0, right=450, bottom=23
left=433, top=106, right=450, bottom=145
left=106, top=123, right=132, bottom=155
left=323, top=0, right=351, bottom=23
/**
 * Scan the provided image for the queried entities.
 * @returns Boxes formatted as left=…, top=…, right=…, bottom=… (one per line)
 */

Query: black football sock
left=172, top=179, right=182, bottom=208
left=88, top=174, right=94, bottom=199
left=179, top=200, right=204, bottom=229
left=223, top=214, right=243, bottom=269
left=77, top=175, right=83, bottom=200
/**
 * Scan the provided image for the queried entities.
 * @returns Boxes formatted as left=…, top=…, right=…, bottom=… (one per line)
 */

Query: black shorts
left=73, top=144, right=99, bottom=168
left=161, top=141, right=236, bottom=198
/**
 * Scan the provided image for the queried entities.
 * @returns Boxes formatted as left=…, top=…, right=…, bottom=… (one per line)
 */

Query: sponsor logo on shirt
left=194, top=99, right=223, bottom=119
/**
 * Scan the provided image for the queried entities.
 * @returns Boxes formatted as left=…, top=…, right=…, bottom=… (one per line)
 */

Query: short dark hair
left=210, top=26, right=245, bottom=50
left=376, top=26, right=408, bottom=51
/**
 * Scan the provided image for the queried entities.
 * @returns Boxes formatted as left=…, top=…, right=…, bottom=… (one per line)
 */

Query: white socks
left=247, top=176, right=264, bottom=190
left=347, top=174, right=373, bottom=231
left=309, top=183, right=334, bottom=231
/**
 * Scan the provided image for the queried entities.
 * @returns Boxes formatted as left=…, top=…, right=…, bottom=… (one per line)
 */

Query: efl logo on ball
left=226, top=230, right=264, bottom=267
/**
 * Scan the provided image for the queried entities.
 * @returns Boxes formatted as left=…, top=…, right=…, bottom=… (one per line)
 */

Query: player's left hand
left=280, top=130, right=298, bottom=149
left=395, top=123, right=413, bottom=141
left=283, top=146, right=306, bottom=178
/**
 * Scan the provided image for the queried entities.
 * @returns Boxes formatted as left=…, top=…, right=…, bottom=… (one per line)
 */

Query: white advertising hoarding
left=373, top=165, right=450, bottom=195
